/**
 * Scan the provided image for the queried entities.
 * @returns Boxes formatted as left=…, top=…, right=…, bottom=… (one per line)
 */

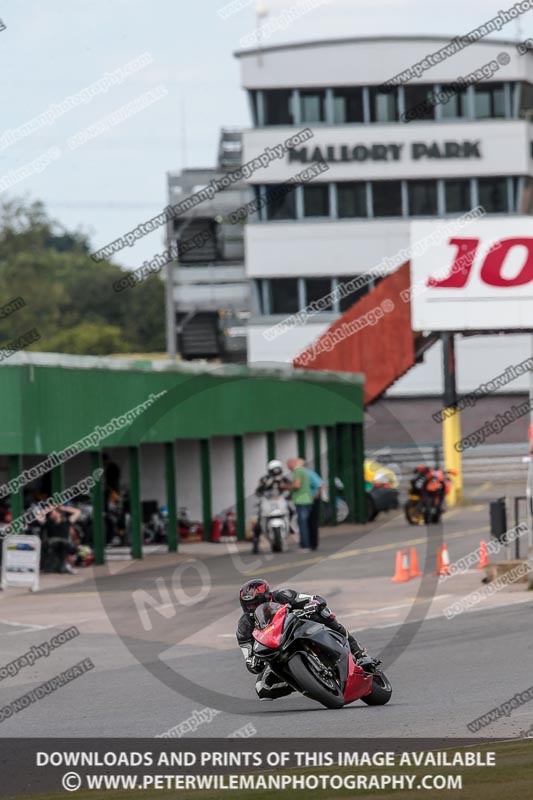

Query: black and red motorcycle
left=252, top=602, right=392, bottom=709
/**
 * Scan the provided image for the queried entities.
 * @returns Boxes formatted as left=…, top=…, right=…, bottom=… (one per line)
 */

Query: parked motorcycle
left=252, top=601, right=392, bottom=709
left=259, top=492, right=290, bottom=552
left=322, top=477, right=349, bottom=524
left=404, top=467, right=455, bottom=525
left=323, top=469, right=401, bottom=524
left=143, top=503, right=168, bottom=544
left=178, top=506, right=204, bottom=541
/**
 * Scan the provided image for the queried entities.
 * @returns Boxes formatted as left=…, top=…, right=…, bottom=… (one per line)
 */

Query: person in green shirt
left=287, top=458, right=313, bottom=550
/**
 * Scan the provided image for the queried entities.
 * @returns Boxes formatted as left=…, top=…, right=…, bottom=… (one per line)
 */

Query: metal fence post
left=129, top=446, right=142, bottom=559
left=297, top=429, right=306, bottom=460
left=50, top=462, right=64, bottom=497
left=312, top=426, right=325, bottom=525
left=165, top=442, right=178, bottom=553
left=352, top=423, right=367, bottom=524
left=338, top=423, right=356, bottom=523
left=234, top=435, right=245, bottom=540
left=267, top=432, right=276, bottom=461
left=90, top=451, right=105, bottom=565
left=326, top=426, right=338, bottom=526
left=8, top=454, right=23, bottom=522
left=200, top=439, right=212, bottom=540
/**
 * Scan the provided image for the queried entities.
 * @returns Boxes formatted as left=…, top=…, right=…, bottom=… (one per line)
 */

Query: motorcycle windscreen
left=254, top=601, right=282, bottom=628
left=252, top=603, right=288, bottom=648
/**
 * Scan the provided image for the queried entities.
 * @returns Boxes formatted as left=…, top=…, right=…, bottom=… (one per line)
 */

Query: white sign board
left=243, top=122, right=529, bottom=182
left=410, top=217, right=533, bottom=331
left=1, top=535, right=41, bottom=592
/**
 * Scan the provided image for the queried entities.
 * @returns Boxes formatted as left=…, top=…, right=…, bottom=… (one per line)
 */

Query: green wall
left=0, top=361, right=364, bottom=455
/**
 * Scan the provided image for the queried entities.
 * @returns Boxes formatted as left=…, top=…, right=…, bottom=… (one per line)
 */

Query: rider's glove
left=245, top=655, right=264, bottom=674
left=303, top=596, right=327, bottom=614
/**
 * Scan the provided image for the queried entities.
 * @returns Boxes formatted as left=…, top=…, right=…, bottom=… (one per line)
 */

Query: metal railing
left=367, top=441, right=530, bottom=487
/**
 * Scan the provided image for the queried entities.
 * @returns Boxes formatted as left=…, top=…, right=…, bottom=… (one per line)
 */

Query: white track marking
left=351, top=594, right=533, bottom=633
left=343, top=597, right=453, bottom=618
left=0, top=619, right=52, bottom=633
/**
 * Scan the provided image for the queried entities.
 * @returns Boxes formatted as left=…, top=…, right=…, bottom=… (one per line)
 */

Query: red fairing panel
left=252, top=605, right=288, bottom=649
left=343, top=657, right=373, bottom=704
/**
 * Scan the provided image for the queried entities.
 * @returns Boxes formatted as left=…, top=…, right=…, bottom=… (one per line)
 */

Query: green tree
left=42, top=323, right=132, bottom=355
left=0, top=198, right=165, bottom=355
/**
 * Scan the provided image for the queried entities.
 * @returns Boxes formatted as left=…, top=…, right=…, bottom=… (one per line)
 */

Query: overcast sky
left=1, top=0, right=531, bottom=268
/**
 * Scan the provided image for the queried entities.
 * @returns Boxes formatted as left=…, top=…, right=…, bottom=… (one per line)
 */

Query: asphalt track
left=0, top=480, right=531, bottom=739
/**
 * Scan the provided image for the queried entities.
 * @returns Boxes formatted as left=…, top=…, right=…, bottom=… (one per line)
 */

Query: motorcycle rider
left=426, top=468, right=444, bottom=490
left=410, top=465, right=431, bottom=493
left=237, top=579, right=372, bottom=700
left=425, top=468, right=447, bottom=514
left=412, top=465, right=445, bottom=523
left=252, top=460, right=293, bottom=554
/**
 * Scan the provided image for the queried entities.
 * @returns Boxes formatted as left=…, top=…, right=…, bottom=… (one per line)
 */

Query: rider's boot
left=255, top=666, right=293, bottom=700
left=349, top=635, right=382, bottom=672
left=348, top=634, right=365, bottom=661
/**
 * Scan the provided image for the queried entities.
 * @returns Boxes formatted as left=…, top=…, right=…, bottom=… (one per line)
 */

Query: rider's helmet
left=267, top=459, right=283, bottom=477
left=239, top=579, right=271, bottom=615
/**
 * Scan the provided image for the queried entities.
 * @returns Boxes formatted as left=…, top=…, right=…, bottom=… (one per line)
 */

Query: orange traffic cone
left=409, top=546, right=423, bottom=578
left=434, top=543, right=451, bottom=576
left=434, top=544, right=452, bottom=576
left=441, top=543, right=451, bottom=575
left=391, top=548, right=411, bottom=583
left=477, top=540, right=489, bottom=570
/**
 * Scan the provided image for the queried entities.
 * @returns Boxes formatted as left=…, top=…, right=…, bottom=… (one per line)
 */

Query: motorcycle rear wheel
left=336, top=498, right=349, bottom=524
left=366, top=495, right=378, bottom=522
left=287, top=653, right=344, bottom=709
left=361, top=670, right=392, bottom=706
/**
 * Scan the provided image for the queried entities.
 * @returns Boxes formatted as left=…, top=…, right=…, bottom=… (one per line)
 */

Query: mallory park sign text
left=288, top=140, right=481, bottom=163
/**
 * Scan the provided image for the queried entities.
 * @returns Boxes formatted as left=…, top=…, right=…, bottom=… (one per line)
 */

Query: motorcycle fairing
left=281, top=618, right=350, bottom=686
left=343, top=656, right=373, bottom=703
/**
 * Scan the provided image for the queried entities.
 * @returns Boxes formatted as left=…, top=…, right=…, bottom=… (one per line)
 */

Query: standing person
left=287, top=458, right=312, bottom=551
left=305, top=464, right=324, bottom=551
left=103, top=452, right=120, bottom=500
left=103, top=452, right=122, bottom=545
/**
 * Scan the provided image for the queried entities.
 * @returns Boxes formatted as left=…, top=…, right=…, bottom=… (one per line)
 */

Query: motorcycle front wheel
left=270, top=527, right=282, bottom=553
left=361, top=670, right=392, bottom=706
left=404, top=499, right=424, bottom=525
left=287, top=653, right=344, bottom=709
